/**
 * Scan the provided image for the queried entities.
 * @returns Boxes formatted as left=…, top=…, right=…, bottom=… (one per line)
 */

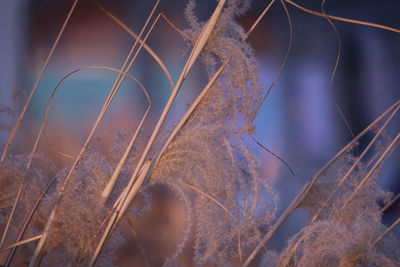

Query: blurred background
left=0, top=0, right=399, bottom=265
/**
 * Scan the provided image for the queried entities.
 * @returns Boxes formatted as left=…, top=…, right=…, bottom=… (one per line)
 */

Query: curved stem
left=243, top=100, right=400, bottom=267
left=285, top=0, right=400, bottom=34
left=1, top=0, right=79, bottom=162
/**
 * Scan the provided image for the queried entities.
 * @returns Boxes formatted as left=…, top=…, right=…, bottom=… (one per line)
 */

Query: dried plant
left=0, top=0, right=399, bottom=266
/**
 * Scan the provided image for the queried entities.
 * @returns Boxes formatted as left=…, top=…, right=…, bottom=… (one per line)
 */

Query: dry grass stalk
left=0, top=0, right=79, bottom=163
left=0, top=0, right=399, bottom=266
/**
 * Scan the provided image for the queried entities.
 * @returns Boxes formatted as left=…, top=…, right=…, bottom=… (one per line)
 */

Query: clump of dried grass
left=0, top=0, right=399, bottom=266
left=149, top=1, right=278, bottom=264
left=280, top=143, right=397, bottom=266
